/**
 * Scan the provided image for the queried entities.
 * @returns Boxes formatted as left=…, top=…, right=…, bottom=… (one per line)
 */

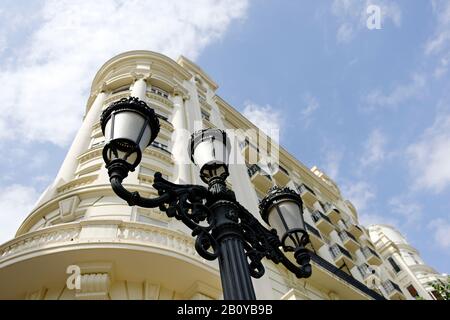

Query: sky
left=0, top=0, right=449, bottom=274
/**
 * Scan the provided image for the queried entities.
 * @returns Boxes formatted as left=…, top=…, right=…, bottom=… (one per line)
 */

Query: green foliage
left=430, top=276, right=450, bottom=300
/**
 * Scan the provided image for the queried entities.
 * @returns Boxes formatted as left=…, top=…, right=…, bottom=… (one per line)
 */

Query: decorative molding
left=0, top=221, right=209, bottom=266
left=280, top=288, right=310, bottom=300
left=131, top=70, right=152, bottom=81
left=173, top=85, right=189, bottom=100
left=77, top=148, right=103, bottom=164
left=144, top=281, right=161, bottom=300
left=0, top=226, right=81, bottom=260
left=146, top=92, right=174, bottom=108
left=117, top=224, right=201, bottom=260
left=143, top=147, right=174, bottom=164
left=57, top=174, right=98, bottom=194
left=183, top=281, right=220, bottom=300
left=25, top=287, right=48, bottom=300
left=76, top=273, right=111, bottom=300
left=104, top=91, right=131, bottom=106
left=58, top=196, right=81, bottom=222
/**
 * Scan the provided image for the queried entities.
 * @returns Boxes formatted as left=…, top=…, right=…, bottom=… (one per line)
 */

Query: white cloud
left=360, top=129, right=387, bottom=168
left=426, top=0, right=450, bottom=54
left=426, top=1, right=450, bottom=76
left=321, top=148, right=343, bottom=181
left=243, top=102, right=282, bottom=142
left=342, top=181, right=375, bottom=213
left=407, top=111, right=450, bottom=193
left=337, top=23, right=354, bottom=43
left=388, top=196, right=422, bottom=226
left=331, top=0, right=402, bottom=43
left=301, top=94, right=320, bottom=117
left=363, top=74, right=426, bottom=110
left=0, top=184, right=40, bottom=244
left=0, top=0, right=249, bottom=147
left=359, top=211, right=398, bottom=227
left=341, top=180, right=398, bottom=227
left=428, top=218, right=450, bottom=250
left=300, top=93, right=320, bottom=128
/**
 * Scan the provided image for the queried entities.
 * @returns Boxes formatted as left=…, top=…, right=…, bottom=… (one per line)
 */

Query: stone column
left=34, top=89, right=107, bottom=207
left=130, top=76, right=148, bottom=100
left=56, top=90, right=107, bottom=184
left=171, top=91, right=191, bottom=184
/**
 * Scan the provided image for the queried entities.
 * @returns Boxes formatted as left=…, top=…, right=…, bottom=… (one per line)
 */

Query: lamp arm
left=110, top=175, right=171, bottom=208
left=236, top=202, right=311, bottom=279
left=109, top=170, right=219, bottom=261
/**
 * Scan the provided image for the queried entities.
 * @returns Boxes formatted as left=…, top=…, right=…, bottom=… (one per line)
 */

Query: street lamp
left=100, top=97, right=312, bottom=300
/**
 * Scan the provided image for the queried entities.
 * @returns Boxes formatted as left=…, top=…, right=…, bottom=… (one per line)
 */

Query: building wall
left=368, top=224, right=444, bottom=300
left=0, top=50, right=412, bottom=300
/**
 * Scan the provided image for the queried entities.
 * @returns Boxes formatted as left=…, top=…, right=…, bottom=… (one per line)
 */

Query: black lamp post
left=100, top=97, right=312, bottom=300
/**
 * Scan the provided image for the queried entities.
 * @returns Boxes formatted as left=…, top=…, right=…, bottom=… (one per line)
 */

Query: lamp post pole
left=101, top=97, right=312, bottom=300
left=207, top=178, right=256, bottom=300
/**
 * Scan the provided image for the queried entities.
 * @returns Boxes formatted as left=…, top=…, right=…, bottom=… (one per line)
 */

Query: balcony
left=329, top=244, right=354, bottom=269
left=338, top=230, right=360, bottom=253
left=272, top=165, right=290, bottom=186
left=357, top=263, right=380, bottom=289
left=151, top=141, right=171, bottom=155
left=247, top=164, right=273, bottom=193
left=382, top=280, right=405, bottom=300
left=362, top=246, right=383, bottom=266
left=305, top=223, right=325, bottom=250
left=311, top=211, right=334, bottom=234
left=347, top=223, right=364, bottom=239
left=323, top=203, right=341, bottom=224
left=357, top=263, right=374, bottom=279
left=239, top=139, right=260, bottom=163
left=296, top=183, right=317, bottom=206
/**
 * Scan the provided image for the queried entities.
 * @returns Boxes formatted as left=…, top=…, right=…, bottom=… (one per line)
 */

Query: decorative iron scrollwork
left=108, top=165, right=309, bottom=279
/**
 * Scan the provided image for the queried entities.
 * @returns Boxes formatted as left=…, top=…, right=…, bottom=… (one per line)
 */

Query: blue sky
left=0, top=0, right=449, bottom=273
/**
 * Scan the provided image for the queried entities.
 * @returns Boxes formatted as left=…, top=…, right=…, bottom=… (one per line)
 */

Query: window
left=406, top=285, right=419, bottom=298
left=150, top=86, right=169, bottom=98
left=197, top=93, right=207, bottom=104
left=151, top=141, right=170, bottom=154
left=201, top=109, right=210, bottom=121
left=431, top=290, right=444, bottom=300
left=90, top=136, right=104, bottom=149
left=388, top=257, right=402, bottom=273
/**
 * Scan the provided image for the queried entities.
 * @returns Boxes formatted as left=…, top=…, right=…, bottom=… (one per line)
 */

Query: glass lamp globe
left=100, top=97, right=160, bottom=171
left=190, top=129, right=231, bottom=183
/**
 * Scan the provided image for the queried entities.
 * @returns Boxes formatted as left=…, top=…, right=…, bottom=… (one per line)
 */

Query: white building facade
left=0, top=51, right=423, bottom=300
left=368, top=224, right=444, bottom=300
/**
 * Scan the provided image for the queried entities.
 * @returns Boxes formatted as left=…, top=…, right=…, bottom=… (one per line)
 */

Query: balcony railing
left=150, top=87, right=169, bottom=99
left=324, top=203, right=340, bottom=214
left=339, top=230, right=358, bottom=243
left=240, top=138, right=260, bottom=154
left=156, top=113, right=169, bottom=122
left=329, top=244, right=352, bottom=260
left=309, top=252, right=385, bottom=300
left=278, top=165, right=289, bottom=176
left=362, top=246, right=381, bottom=260
left=305, top=223, right=321, bottom=239
left=382, top=280, right=402, bottom=294
left=297, top=183, right=316, bottom=196
left=357, top=263, right=374, bottom=279
left=247, top=164, right=272, bottom=181
left=151, top=141, right=171, bottom=154
left=311, top=210, right=332, bottom=225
